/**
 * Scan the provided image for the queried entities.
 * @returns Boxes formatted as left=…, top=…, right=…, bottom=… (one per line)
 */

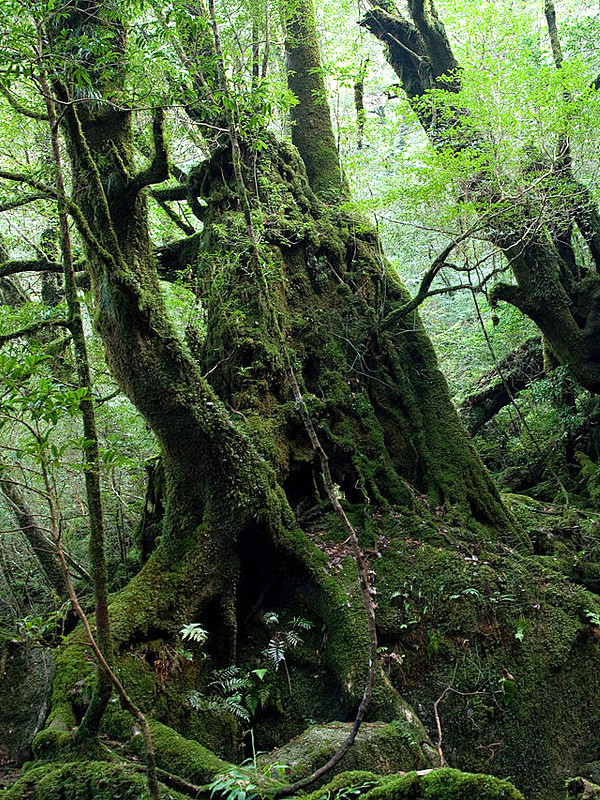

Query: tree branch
left=0, top=259, right=63, bottom=277
left=0, top=193, right=49, bottom=213
left=0, top=319, right=70, bottom=344
left=459, top=337, right=544, bottom=434
left=0, top=84, right=50, bottom=121
left=383, top=229, right=474, bottom=326
left=0, top=169, right=57, bottom=199
left=407, top=0, right=458, bottom=83
left=132, top=108, right=169, bottom=190
left=152, top=196, right=196, bottom=236
left=488, top=281, right=531, bottom=314
left=360, top=8, right=426, bottom=102
left=150, top=185, right=188, bottom=202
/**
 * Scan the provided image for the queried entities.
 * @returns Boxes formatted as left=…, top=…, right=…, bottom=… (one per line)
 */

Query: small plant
left=186, top=613, right=314, bottom=730
left=263, top=613, right=313, bottom=691
left=426, top=630, right=443, bottom=659
left=208, top=754, right=289, bottom=800
left=316, top=779, right=378, bottom=800
left=584, top=608, right=600, bottom=627
left=514, top=617, right=530, bottom=642
left=17, top=605, right=69, bottom=643
left=180, top=622, right=209, bottom=646
left=391, top=581, right=422, bottom=629
left=209, top=764, right=261, bottom=800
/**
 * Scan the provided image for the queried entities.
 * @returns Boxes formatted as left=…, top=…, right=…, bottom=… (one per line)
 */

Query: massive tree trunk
left=33, top=0, right=521, bottom=776
left=6, top=6, right=600, bottom=800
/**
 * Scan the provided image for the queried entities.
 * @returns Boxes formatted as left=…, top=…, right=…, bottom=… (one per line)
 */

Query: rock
left=305, top=768, right=525, bottom=800
left=257, top=720, right=431, bottom=784
left=0, top=637, right=53, bottom=767
left=567, top=777, right=600, bottom=800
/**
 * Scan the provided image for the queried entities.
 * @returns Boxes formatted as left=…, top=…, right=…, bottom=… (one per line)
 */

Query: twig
left=433, top=685, right=450, bottom=766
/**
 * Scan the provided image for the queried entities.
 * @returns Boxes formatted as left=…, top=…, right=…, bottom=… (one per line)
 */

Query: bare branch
left=383, top=228, right=475, bottom=326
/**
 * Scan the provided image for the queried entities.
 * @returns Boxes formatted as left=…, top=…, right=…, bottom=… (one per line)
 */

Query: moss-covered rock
left=0, top=761, right=188, bottom=800
left=257, top=721, right=431, bottom=784
left=365, top=510, right=600, bottom=800
left=304, top=768, right=525, bottom=800
left=0, top=636, right=53, bottom=766
left=98, top=710, right=227, bottom=784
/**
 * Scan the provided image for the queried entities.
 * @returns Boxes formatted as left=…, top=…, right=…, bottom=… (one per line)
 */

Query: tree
left=1, top=2, right=600, bottom=799
left=361, top=0, right=600, bottom=394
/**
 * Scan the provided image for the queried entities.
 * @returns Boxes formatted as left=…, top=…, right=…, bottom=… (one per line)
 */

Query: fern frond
left=180, top=622, right=208, bottom=645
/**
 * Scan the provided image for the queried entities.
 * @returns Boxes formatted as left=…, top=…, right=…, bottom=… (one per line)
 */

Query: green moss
left=304, top=770, right=380, bottom=800
left=373, top=769, right=524, bottom=800
left=367, top=524, right=600, bottom=800
left=0, top=761, right=187, bottom=800
left=307, top=768, right=524, bottom=800
left=143, top=719, right=226, bottom=784
left=258, top=721, right=428, bottom=785
left=102, top=712, right=226, bottom=784
left=44, top=634, right=96, bottom=732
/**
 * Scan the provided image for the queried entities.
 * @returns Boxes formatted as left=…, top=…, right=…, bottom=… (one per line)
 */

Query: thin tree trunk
left=36, top=36, right=113, bottom=742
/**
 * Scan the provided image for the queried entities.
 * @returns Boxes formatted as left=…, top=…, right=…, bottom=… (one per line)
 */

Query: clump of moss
left=365, top=515, right=600, bottom=800
left=0, top=761, right=188, bottom=800
left=305, top=768, right=525, bottom=800
left=100, top=711, right=227, bottom=784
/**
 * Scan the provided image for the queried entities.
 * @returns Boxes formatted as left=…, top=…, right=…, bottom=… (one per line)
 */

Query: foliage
left=185, top=614, right=314, bottom=728
left=180, top=622, right=209, bottom=646
left=0, top=2, right=600, bottom=800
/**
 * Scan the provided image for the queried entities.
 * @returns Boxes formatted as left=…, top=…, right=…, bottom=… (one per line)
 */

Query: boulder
left=0, top=637, right=52, bottom=767
left=257, top=720, right=434, bottom=784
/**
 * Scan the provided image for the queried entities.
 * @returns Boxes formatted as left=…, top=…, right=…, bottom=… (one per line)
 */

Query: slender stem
left=261, top=0, right=271, bottom=80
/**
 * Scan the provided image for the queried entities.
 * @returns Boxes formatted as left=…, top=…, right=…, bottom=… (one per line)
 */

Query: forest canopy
left=1, top=2, right=600, bottom=800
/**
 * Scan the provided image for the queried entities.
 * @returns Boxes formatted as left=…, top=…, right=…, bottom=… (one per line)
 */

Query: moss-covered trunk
left=37, top=0, right=521, bottom=772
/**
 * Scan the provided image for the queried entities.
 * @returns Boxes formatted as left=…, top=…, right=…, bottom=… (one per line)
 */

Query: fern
left=290, top=616, right=313, bottom=631
left=267, top=638, right=285, bottom=668
left=284, top=630, right=300, bottom=648
left=186, top=689, right=251, bottom=723
left=180, top=622, right=208, bottom=645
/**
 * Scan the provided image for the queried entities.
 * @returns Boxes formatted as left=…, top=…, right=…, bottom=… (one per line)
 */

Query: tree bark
left=0, top=479, right=67, bottom=599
